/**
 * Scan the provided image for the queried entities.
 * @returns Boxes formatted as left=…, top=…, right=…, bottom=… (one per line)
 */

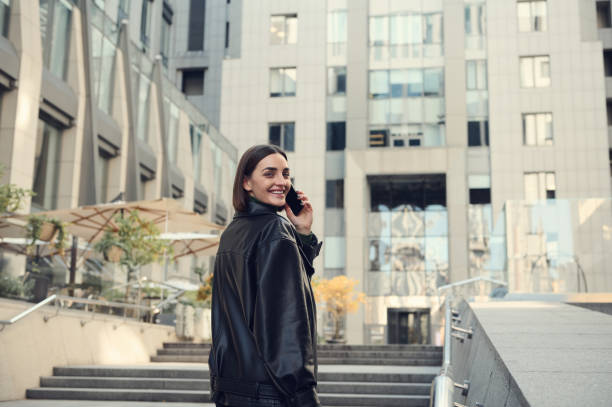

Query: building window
left=326, top=180, right=344, bottom=208
left=166, top=99, right=180, bottom=164
left=368, top=68, right=445, bottom=148
left=269, top=122, right=295, bottom=152
left=211, top=141, right=223, bottom=200
left=326, top=122, right=346, bottom=151
left=520, top=55, right=550, bottom=88
left=607, top=99, right=612, bottom=126
left=328, top=9, right=347, bottom=58
left=467, top=120, right=489, bottom=147
left=182, top=68, right=205, bottom=95
left=597, top=1, right=611, bottom=28
left=270, top=14, right=297, bottom=45
left=0, top=0, right=9, bottom=38
left=134, top=71, right=151, bottom=141
left=140, top=0, right=153, bottom=48
left=188, top=0, right=206, bottom=51
left=517, top=1, right=547, bottom=32
left=32, top=118, right=63, bottom=210
left=269, top=67, right=296, bottom=97
left=39, top=0, right=73, bottom=80
left=97, top=148, right=112, bottom=203
left=524, top=172, right=556, bottom=201
left=91, top=26, right=117, bottom=115
left=469, top=175, right=491, bottom=204
left=523, top=113, right=553, bottom=145
left=604, top=51, right=612, bottom=77
left=225, top=21, right=230, bottom=48
left=324, top=237, right=345, bottom=269
left=328, top=67, right=346, bottom=95
left=160, top=2, right=173, bottom=66
left=465, top=3, right=486, bottom=50
left=466, top=60, right=487, bottom=90
left=190, top=124, right=202, bottom=183
left=118, top=0, right=129, bottom=20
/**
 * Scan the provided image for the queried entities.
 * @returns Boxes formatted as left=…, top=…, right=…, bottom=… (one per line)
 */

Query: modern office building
left=0, top=0, right=237, bottom=287
left=176, top=0, right=612, bottom=343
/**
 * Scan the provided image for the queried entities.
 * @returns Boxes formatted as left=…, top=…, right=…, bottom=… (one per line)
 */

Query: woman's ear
left=242, top=176, right=252, bottom=192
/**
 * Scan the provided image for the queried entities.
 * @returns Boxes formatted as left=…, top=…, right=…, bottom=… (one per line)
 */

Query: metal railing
left=430, top=276, right=507, bottom=406
left=0, top=294, right=58, bottom=330
left=0, top=294, right=158, bottom=331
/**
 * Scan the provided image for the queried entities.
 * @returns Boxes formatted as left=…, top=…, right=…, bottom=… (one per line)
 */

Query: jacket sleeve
left=254, top=237, right=320, bottom=407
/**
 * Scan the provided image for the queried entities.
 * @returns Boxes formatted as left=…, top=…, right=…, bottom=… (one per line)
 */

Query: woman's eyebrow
left=262, top=167, right=290, bottom=172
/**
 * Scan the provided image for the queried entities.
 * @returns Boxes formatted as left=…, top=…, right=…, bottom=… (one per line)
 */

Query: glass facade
left=90, top=7, right=118, bottom=115
left=464, top=1, right=486, bottom=50
left=368, top=68, right=445, bottom=148
left=40, top=0, right=73, bottom=79
left=369, top=12, right=443, bottom=62
left=367, top=175, right=448, bottom=297
left=165, top=99, right=180, bottom=164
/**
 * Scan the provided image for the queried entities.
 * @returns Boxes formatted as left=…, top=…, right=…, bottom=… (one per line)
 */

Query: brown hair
left=232, top=144, right=288, bottom=212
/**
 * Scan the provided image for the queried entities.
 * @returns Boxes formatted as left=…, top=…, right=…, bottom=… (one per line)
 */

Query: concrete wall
left=448, top=299, right=529, bottom=407
left=0, top=298, right=176, bottom=401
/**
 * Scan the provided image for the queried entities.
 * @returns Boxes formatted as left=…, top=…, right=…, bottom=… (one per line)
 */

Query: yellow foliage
left=312, top=275, right=366, bottom=339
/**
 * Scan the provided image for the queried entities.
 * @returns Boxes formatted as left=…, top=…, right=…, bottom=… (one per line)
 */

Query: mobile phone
left=285, top=186, right=303, bottom=215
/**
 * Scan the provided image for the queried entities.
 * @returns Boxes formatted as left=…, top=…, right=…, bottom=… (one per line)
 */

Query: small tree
left=312, top=275, right=366, bottom=342
left=94, top=210, right=172, bottom=302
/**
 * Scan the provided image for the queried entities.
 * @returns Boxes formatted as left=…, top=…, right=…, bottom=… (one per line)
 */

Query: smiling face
left=243, top=153, right=291, bottom=207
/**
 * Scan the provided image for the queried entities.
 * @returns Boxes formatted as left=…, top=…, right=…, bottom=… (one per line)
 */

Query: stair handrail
left=429, top=297, right=455, bottom=407
left=0, top=294, right=58, bottom=330
left=0, top=294, right=158, bottom=331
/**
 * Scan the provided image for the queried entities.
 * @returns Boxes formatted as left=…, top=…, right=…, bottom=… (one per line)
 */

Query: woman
left=209, top=145, right=322, bottom=407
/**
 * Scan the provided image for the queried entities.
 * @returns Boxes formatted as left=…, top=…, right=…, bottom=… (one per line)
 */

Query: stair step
left=26, top=388, right=209, bottom=402
left=162, top=342, right=441, bottom=352
left=53, top=367, right=208, bottom=379
left=320, top=393, right=429, bottom=407
left=38, top=377, right=429, bottom=396
left=156, top=348, right=441, bottom=358
left=318, top=357, right=441, bottom=366
left=318, top=381, right=430, bottom=395
left=318, top=372, right=436, bottom=383
left=40, top=376, right=209, bottom=390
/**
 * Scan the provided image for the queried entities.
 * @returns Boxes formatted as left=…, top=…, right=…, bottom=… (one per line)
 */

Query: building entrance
left=387, top=308, right=430, bottom=344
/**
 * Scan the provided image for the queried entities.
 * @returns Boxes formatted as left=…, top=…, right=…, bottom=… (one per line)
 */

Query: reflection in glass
left=369, top=238, right=391, bottom=272
left=425, top=236, right=448, bottom=271
left=391, top=237, right=425, bottom=272
left=391, top=210, right=424, bottom=237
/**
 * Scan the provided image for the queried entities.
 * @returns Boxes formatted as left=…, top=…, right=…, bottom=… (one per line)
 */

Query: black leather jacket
left=209, top=200, right=322, bottom=407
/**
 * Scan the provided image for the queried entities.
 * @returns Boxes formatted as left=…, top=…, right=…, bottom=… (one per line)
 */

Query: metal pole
left=69, top=236, right=78, bottom=297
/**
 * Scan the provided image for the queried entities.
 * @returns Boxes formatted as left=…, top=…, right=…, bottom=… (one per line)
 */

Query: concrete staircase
left=26, top=342, right=442, bottom=406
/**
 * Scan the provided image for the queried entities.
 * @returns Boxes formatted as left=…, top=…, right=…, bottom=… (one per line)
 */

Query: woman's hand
left=285, top=190, right=313, bottom=235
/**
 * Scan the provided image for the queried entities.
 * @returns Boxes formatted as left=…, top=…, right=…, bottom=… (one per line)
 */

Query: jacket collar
left=235, top=197, right=283, bottom=218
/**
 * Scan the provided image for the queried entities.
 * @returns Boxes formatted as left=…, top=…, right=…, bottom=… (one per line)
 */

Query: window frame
left=268, top=122, right=295, bottom=152
left=269, top=67, right=297, bottom=97
left=520, top=55, right=551, bottom=88
left=522, top=112, right=553, bottom=146
left=270, top=13, right=298, bottom=45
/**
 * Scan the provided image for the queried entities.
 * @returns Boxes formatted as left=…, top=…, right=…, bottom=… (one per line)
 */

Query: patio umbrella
left=0, top=217, right=27, bottom=239
left=12, top=198, right=224, bottom=244
left=159, top=232, right=221, bottom=260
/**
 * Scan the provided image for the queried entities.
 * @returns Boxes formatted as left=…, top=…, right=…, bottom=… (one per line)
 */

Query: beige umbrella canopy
left=14, top=198, right=224, bottom=244
left=0, top=216, right=27, bottom=239
left=159, top=232, right=221, bottom=260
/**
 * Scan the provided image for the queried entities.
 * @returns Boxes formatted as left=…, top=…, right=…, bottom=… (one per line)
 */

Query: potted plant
left=312, top=275, right=366, bottom=344
left=26, top=215, right=68, bottom=255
